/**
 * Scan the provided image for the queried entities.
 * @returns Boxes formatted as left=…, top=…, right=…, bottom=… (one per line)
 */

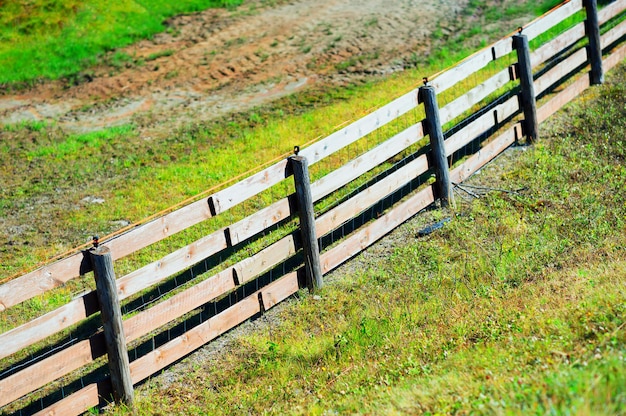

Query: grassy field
left=1, top=0, right=625, bottom=413
left=0, top=0, right=241, bottom=85
left=0, top=0, right=567, bottom=281
left=105, top=60, right=626, bottom=415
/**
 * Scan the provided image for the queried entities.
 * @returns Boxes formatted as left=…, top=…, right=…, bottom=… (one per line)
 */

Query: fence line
left=1, top=0, right=625, bottom=414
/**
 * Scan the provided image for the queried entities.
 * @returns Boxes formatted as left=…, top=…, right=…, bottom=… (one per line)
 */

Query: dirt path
left=0, top=0, right=466, bottom=135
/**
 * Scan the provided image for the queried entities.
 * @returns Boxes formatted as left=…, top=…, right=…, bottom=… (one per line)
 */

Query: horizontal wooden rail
left=229, top=121, right=426, bottom=246
left=523, top=0, right=583, bottom=42
left=537, top=71, right=591, bottom=124
left=211, top=89, right=420, bottom=216
left=4, top=2, right=626, bottom=414
left=0, top=333, right=106, bottom=407
left=530, top=22, right=586, bottom=68
left=602, top=18, right=626, bottom=49
left=320, top=185, right=435, bottom=274
left=316, top=155, right=429, bottom=238
left=534, top=47, right=589, bottom=96
left=598, top=0, right=626, bottom=25
left=603, top=37, right=626, bottom=71
left=450, top=123, right=522, bottom=185
left=439, top=66, right=515, bottom=126
left=33, top=381, right=109, bottom=416
left=0, top=199, right=214, bottom=312
left=128, top=273, right=299, bottom=384
left=431, top=38, right=513, bottom=96
left=0, top=292, right=98, bottom=361
left=445, top=95, right=520, bottom=157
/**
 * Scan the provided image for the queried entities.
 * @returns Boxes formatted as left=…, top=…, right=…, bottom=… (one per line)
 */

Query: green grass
left=0, top=0, right=242, bottom=85
left=106, top=60, right=626, bottom=415
left=0, top=0, right=624, bottom=412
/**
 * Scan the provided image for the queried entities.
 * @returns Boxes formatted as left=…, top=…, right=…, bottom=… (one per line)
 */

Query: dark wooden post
left=419, top=84, right=454, bottom=207
left=290, top=155, right=323, bottom=292
left=513, top=31, right=539, bottom=144
left=584, top=0, right=604, bottom=85
left=90, top=244, right=134, bottom=406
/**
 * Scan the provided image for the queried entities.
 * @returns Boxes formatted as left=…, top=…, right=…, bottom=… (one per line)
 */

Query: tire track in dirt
left=0, top=0, right=467, bottom=135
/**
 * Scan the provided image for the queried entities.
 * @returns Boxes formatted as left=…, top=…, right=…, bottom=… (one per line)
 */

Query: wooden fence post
left=290, top=154, right=323, bottom=292
left=513, top=31, right=539, bottom=144
left=584, top=0, right=604, bottom=85
left=89, top=244, right=134, bottom=406
left=419, top=84, right=454, bottom=207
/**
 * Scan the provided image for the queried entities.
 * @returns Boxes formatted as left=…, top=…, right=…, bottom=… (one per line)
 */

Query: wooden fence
left=1, top=0, right=625, bottom=414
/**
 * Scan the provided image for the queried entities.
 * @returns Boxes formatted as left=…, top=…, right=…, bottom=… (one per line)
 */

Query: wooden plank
left=299, top=88, right=419, bottom=167
left=228, top=198, right=293, bottom=246
left=0, top=334, right=105, bottom=407
left=211, top=87, right=419, bottom=216
left=33, top=382, right=107, bottom=416
left=106, top=198, right=212, bottom=262
left=601, top=18, right=626, bottom=49
left=0, top=291, right=98, bottom=361
left=523, top=0, right=583, bottom=42
left=290, top=156, right=323, bottom=292
left=603, top=42, right=626, bottom=72
left=320, top=186, right=435, bottom=275
left=122, top=267, right=235, bottom=343
left=450, top=123, right=520, bottom=185
left=311, top=122, right=425, bottom=202
left=0, top=198, right=213, bottom=311
left=598, top=0, right=626, bottom=25
left=210, top=160, right=289, bottom=216
left=116, top=229, right=228, bottom=301
left=90, top=246, right=133, bottom=405
left=538, top=72, right=591, bottom=123
left=534, top=47, right=588, bottom=96
left=260, top=272, right=300, bottom=311
left=233, top=234, right=297, bottom=285
left=439, top=67, right=513, bottom=126
left=0, top=253, right=85, bottom=312
left=445, top=95, right=520, bottom=157
left=431, top=38, right=512, bottom=95
left=530, top=22, right=586, bottom=68
left=129, top=295, right=261, bottom=384
left=229, top=122, right=426, bottom=246
left=316, top=154, right=429, bottom=237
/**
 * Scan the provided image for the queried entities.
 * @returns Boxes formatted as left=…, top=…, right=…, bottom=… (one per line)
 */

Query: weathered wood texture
left=445, top=96, right=520, bottom=157
left=514, top=33, right=539, bottom=143
left=439, top=67, right=515, bottom=126
left=584, top=0, right=604, bottom=84
left=0, top=291, right=98, bottom=361
left=534, top=47, right=589, bottom=96
left=0, top=334, right=106, bottom=407
left=320, top=186, right=435, bottom=274
left=430, top=38, right=513, bottom=95
left=90, top=247, right=133, bottom=405
left=33, top=382, right=109, bottom=416
left=598, top=0, right=626, bottom=25
left=530, top=22, right=586, bottom=68
left=602, top=18, right=626, bottom=50
left=316, top=155, right=429, bottom=237
left=421, top=85, right=453, bottom=206
left=4, top=2, right=626, bottom=414
left=602, top=39, right=626, bottom=72
left=450, top=123, right=522, bottom=184
left=537, top=71, right=591, bottom=124
left=523, top=0, right=583, bottom=42
left=290, top=156, right=323, bottom=292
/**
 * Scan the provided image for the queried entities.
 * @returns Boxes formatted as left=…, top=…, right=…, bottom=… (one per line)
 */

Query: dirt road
left=0, top=0, right=466, bottom=135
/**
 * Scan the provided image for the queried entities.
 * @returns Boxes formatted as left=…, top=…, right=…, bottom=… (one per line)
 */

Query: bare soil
left=0, top=0, right=468, bottom=135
